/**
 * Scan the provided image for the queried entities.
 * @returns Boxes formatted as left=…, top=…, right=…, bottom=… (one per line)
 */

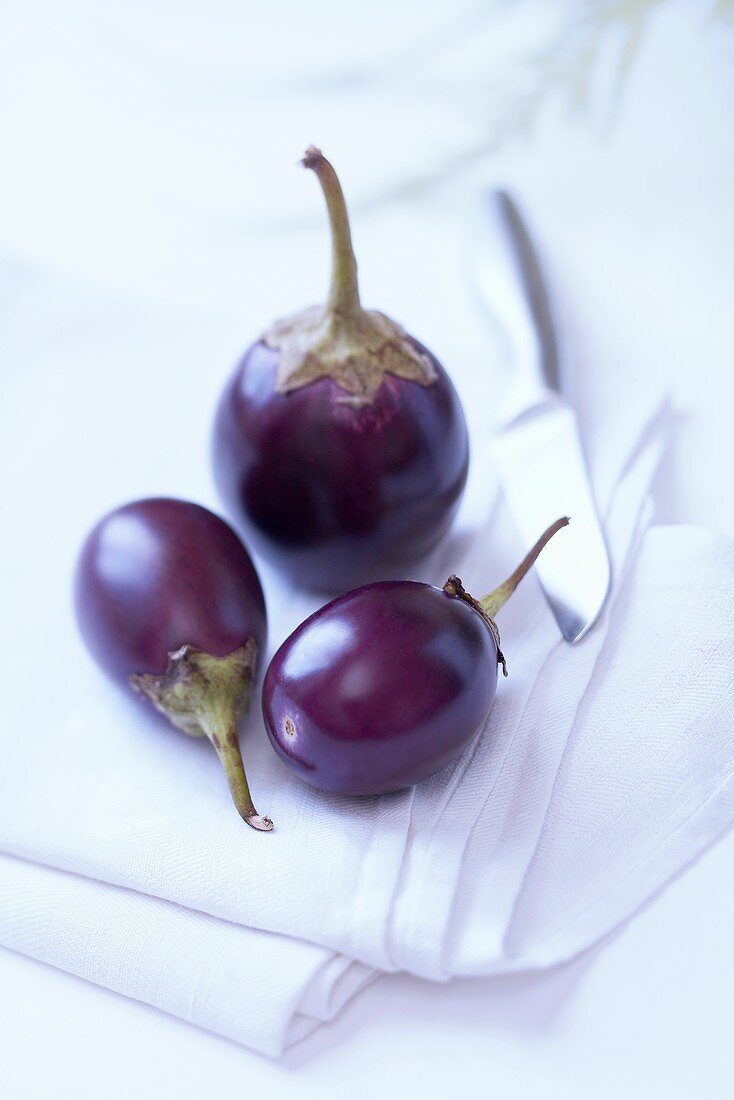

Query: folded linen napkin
left=2, top=315, right=734, bottom=1057
left=0, top=853, right=375, bottom=1057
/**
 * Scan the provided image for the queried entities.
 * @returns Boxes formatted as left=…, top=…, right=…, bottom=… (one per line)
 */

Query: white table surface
left=2, top=3, right=733, bottom=1096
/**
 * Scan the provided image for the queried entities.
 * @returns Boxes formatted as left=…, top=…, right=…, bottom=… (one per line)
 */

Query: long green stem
left=442, top=517, right=569, bottom=677
left=207, top=722, right=273, bottom=832
left=302, top=146, right=361, bottom=319
left=480, top=517, right=570, bottom=619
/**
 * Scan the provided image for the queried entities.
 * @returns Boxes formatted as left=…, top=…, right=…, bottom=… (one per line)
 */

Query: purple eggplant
left=212, top=147, right=469, bottom=593
left=74, top=497, right=272, bottom=830
left=262, top=518, right=569, bottom=796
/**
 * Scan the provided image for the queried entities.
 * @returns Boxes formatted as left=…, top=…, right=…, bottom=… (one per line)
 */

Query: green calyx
left=130, top=641, right=273, bottom=832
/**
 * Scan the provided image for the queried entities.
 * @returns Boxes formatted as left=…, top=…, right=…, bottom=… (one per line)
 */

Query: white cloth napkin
left=2, top=265, right=734, bottom=1058
left=0, top=854, right=375, bottom=1056
left=2, top=0, right=733, bottom=1061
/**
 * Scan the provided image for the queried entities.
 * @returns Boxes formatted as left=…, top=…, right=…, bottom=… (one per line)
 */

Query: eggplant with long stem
left=262, top=519, right=569, bottom=796
left=213, top=147, right=469, bottom=593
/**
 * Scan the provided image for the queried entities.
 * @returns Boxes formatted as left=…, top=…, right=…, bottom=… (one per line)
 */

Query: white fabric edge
left=0, top=851, right=376, bottom=1057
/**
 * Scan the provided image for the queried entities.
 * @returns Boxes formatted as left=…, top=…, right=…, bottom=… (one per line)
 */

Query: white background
left=2, top=1, right=733, bottom=1096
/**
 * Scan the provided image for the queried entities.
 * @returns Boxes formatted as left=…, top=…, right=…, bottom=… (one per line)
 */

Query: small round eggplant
left=262, top=518, right=569, bottom=796
left=212, top=147, right=469, bottom=593
left=74, top=497, right=272, bottom=830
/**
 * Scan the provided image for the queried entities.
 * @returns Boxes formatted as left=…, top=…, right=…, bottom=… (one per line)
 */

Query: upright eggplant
left=213, top=147, right=469, bottom=593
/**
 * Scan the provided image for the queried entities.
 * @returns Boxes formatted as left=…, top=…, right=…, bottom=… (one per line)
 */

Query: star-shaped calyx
left=262, top=147, right=438, bottom=409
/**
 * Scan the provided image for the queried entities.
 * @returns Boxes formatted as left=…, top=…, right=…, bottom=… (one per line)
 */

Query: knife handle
left=476, top=190, right=561, bottom=394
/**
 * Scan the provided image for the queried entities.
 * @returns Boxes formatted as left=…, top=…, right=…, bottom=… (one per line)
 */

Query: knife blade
left=474, top=190, right=610, bottom=642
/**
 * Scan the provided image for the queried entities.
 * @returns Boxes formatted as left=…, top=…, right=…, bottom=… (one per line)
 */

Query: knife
left=474, top=190, right=610, bottom=642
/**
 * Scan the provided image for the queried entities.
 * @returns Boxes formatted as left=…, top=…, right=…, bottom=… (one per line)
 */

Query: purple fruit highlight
left=262, top=518, right=569, bottom=796
left=74, top=497, right=272, bottom=830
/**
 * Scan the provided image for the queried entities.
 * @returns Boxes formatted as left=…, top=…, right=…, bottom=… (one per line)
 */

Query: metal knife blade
left=475, top=190, right=610, bottom=642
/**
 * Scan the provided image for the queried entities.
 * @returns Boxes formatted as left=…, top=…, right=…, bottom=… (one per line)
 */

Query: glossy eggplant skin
left=74, top=498, right=267, bottom=683
left=262, top=580, right=497, bottom=796
left=212, top=340, right=469, bottom=593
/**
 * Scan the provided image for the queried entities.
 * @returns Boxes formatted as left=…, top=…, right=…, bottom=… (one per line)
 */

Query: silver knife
left=475, top=190, right=610, bottom=642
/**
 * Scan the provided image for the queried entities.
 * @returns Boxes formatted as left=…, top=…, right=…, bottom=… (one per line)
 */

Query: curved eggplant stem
left=210, top=727, right=274, bottom=832
left=302, top=146, right=361, bottom=320
left=480, top=517, right=570, bottom=619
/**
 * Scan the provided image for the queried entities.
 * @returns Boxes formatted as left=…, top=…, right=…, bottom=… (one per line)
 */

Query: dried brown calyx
left=262, top=147, right=437, bottom=409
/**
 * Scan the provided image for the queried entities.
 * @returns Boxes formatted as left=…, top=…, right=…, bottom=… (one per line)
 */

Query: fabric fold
left=3, top=263, right=734, bottom=1053
left=0, top=853, right=375, bottom=1058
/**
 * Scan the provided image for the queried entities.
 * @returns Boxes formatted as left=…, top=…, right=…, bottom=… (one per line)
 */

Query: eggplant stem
left=443, top=518, right=569, bottom=678
left=480, top=517, right=570, bottom=619
left=130, top=642, right=273, bottom=832
left=209, top=728, right=274, bottom=832
left=443, top=574, right=508, bottom=675
left=302, top=145, right=361, bottom=320
left=262, top=147, right=437, bottom=404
